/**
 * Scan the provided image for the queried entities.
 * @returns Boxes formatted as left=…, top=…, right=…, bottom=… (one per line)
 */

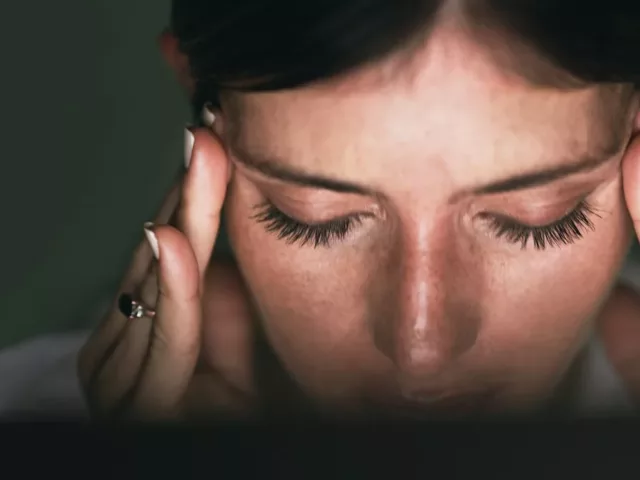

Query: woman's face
left=220, top=27, right=636, bottom=416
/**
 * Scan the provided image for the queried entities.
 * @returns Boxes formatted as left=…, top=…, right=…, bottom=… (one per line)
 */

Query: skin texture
left=160, top=22, right=640, bottom=418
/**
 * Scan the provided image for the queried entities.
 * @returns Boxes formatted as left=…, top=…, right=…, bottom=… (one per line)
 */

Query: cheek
left=480, top=180, right=633, bottom=381
left=224, top=177, right=376, bottom=378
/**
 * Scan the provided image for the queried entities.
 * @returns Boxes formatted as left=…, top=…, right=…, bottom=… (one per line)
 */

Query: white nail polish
left=184, top=128, right=195, bottom=169
left=144, top=222, right=160, bottom=260
left=202, top=105, right=216, bottom=127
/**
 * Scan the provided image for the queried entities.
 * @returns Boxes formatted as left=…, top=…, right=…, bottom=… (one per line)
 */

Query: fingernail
left=202, top=104, right=216, bottom=127
left=184, top=127, right=195, bottom=169
left=144, top=222, right=160, bottom=260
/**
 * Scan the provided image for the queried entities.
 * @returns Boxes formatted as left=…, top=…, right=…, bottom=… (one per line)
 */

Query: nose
left=371, top=222, right=482, bottom=377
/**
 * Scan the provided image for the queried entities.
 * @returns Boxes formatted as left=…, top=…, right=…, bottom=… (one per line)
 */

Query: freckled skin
left=209, top=25, right=639, bottom=416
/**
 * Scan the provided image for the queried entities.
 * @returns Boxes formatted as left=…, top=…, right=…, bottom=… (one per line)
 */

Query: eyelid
left=482, top=200, right=599, bottom=250
left=263, top=190, right=381, bottom=224
left=479, top=192, right=591, bottom=228
left=263, top=200, right=375, bottom=225
left=478, top=210, right=567, bottom=230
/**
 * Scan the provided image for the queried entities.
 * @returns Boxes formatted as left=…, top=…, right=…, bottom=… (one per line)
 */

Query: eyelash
left=483, top=200, right=600, bottom=250
left=253, top=200, right=600, bottom=250
left=251, top=203, right=365, bottom=248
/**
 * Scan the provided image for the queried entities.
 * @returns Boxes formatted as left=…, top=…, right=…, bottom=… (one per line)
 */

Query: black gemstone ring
left=118, top=293, right=156, bottom=320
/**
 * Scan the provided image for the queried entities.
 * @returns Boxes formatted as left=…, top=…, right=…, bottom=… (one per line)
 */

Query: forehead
left=223, top=26, right=626, bottom=192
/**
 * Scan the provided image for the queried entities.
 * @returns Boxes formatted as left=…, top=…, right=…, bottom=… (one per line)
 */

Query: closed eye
left=480, top=200, right=601, bottom=250
left=253, top=200, right=601, bottom=251
left=251, top=202, right=368, bottom=248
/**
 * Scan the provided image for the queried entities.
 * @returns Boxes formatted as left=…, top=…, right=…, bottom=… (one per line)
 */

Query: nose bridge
left=398, top=220, right=451, bottom=366
left=377, top=215, right=480, bottom=376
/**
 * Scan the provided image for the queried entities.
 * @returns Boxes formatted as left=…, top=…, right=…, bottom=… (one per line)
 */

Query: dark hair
left=170, top=1, right=640, bottom=116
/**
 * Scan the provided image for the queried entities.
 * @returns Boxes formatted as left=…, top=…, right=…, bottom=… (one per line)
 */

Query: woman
left=78, top=0, right=640, bottom=420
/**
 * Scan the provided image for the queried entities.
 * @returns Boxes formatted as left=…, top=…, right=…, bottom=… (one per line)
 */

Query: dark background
left=0, top=0, right=187, bottom=348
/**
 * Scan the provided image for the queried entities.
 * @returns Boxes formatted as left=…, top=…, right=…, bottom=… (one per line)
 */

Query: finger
left=178, top=126, right=229, bottom=281
left=135, top=126, right=215, bottom=321
left=121, top=181, right=182, bottom=292
left=128, top=224, right=202, bottom=418
left=86, top=224, right=159, bottom=413
left=622, top=134, right=640, bottom=239
left=78, top=184, right=181, bottom=391
left=87, top=315, right=153, bottom=414
left=136, top=121, right=227, bottom=304
left=131, top=166, right=186, bottom=307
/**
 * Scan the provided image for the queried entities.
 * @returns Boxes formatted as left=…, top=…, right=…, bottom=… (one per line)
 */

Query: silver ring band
left=118, top=293, right=156, bottom=319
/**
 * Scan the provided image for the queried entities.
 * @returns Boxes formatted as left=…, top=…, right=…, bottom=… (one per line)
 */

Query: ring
left=118, top=293, right=156, bottom=319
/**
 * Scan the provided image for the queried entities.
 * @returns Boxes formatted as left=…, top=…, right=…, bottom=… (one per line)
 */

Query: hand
left=78, top=125, right=231, bottom=421
left=624, top=124, right=640, bottom=241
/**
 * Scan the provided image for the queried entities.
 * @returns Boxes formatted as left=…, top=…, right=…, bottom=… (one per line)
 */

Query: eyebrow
left=230, top=146, right=376, bottom=195
left=469, top=145, right=623, bottom=196
left=229, top=136, right=626, bottom=197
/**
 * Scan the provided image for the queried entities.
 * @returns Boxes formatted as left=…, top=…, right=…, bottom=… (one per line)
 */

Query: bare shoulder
left=597, top=282, right=640, bottom=401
